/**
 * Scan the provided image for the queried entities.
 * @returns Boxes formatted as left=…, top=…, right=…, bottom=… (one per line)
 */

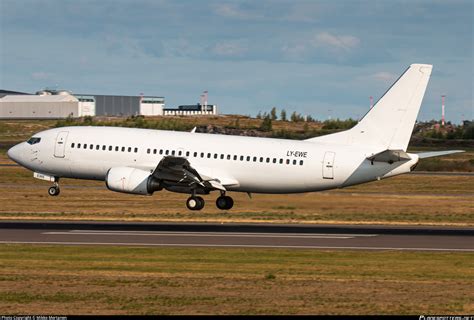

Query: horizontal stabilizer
left=415, top=150, right=464, bottom=159
left=367, top=150, right=411, bottom=163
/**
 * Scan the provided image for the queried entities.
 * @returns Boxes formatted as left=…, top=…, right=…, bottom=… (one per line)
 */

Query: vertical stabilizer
left=307, top=64, right=433, bottom=151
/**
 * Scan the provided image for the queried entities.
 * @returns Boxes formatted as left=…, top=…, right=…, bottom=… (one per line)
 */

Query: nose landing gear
left=48, top=183, right=60, bottom=196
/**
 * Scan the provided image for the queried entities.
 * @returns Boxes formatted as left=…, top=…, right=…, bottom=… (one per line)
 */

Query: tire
left=195, top=196, right=205, bottom=210
left=187, top=196, right=205, bottom=210
left=216, top=196, right=233, bottom=210
left=48, top=186, right=60, bottom=196
left=223, top=196, right=233, bottom=210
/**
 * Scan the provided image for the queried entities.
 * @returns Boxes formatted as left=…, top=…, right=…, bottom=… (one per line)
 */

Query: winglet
left=190, top=127, right=197, bottom=133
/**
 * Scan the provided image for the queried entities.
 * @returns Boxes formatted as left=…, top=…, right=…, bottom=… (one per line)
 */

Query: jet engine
left=105, top=167, right=162, bottom=195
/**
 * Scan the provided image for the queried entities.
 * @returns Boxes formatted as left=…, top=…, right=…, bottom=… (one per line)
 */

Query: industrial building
left=0, top=88, right=218, bottom=119
left=163, top=104, right=217, bottom=116
left=0, top=91, right=81, bottom=119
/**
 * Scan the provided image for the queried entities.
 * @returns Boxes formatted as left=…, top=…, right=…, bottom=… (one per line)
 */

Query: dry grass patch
left=0, top=165, right=473, bottom=225
left=0, top=244, right=472, bottom=314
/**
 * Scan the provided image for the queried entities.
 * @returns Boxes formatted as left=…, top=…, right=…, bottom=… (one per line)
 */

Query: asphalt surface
left=0, top=221, right=473, bottom=252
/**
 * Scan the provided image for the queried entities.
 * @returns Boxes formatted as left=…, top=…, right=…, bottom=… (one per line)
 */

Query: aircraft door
left=322, top=151, right=335, bottom=179
left=54, top=131, right=69, bottom=158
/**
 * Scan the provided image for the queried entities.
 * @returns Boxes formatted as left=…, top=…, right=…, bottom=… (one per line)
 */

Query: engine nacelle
left=105, top=167, right=162, bottom=195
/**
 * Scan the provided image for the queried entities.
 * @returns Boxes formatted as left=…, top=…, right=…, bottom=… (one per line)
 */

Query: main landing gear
left=216, top=194, right=234, bottom=210
left=186, top=196, right=205, bottom=211
left=186, top=192, right=234, bottom=211
left=48, top=182, right=60, bottom=197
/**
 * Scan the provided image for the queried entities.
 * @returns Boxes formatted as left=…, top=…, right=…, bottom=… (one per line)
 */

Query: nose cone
left=7, top=144, right=23, bottom=164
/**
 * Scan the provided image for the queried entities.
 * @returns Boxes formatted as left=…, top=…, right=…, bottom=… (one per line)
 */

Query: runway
left=0, top=221, right=473, bottom=252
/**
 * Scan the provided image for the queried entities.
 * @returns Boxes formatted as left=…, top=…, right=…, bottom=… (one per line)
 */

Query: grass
left=0, top=163, right=473, bottom=225
left=0, top=244, right=472, bottom=315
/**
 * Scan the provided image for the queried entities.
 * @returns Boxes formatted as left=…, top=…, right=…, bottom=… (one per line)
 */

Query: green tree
left=280, top=109, right=287, bottom=121
left=256, top=111, right=262, bottom=119
left=462, top=123, right=474, bottom=139
left=270, top=107, right=278, bottom=120
left=260, top=115, right=272, bottom=132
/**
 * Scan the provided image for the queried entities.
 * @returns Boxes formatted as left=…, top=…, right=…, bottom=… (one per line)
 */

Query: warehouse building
left=163, top=103, right=217, bottom=116
left=0, top=89, right=165, bottom=119
left=0, top=88, right=218, bottom=118
left=0, top=92, right=80, bottom=119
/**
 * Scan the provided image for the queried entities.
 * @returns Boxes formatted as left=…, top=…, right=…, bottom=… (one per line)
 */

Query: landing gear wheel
left=186, top=196, right=205, bottom=211
left=216, top=196, right=234, bottom=210
left=48, top=186, right=60, bottom=196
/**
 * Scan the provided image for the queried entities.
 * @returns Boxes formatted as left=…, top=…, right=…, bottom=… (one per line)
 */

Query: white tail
left=307, top=64, right=433, bottom=151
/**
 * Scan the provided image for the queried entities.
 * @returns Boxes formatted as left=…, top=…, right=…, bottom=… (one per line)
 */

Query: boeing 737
left=7, top=64, right=463, bottom=210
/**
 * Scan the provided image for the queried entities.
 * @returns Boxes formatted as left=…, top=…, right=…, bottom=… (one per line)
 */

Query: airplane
left=7, top=64, right=463, bottom=211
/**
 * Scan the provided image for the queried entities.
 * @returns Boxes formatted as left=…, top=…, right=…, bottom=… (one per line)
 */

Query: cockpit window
left=27, top=137, right=41, bottom=145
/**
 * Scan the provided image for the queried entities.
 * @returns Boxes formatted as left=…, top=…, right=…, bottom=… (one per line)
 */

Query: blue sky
left=1, top=0, right=472, bottom=123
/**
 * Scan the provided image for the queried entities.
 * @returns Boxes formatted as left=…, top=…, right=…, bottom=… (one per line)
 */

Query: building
left=86, top=94, right=164, bottom=116
left=0, top=89, right=165, bottom=119
left=163, top=103, right=218, bottom=116
left=0, top=88, right=219, bottom=118
left=0, top=92, right=79, bottom=119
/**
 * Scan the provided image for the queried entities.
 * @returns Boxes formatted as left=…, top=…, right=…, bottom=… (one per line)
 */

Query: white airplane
left=7, top=64, right=463, bottom=210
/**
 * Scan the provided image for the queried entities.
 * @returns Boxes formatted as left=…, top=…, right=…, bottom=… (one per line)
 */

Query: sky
left=0, top=0, right=472, bottom=123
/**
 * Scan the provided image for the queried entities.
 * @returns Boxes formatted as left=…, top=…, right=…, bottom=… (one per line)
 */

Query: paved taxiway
left=0, top=221, right=472, bottom=252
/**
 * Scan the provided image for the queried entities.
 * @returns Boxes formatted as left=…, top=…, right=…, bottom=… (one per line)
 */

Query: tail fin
left=307, top=64, right=433, bottom=151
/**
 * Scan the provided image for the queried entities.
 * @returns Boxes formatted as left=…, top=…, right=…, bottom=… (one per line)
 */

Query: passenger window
left=147, top=148, right=150, bottom=154
left=207, top=153, right=211, bottom=158
left=71, top=143, right=75, bottom=148
left=171, top=150, right=175, bottom=156
left=153, top=149, right=157, bottom=154
left=122, top=147, right=125, bottom=152
left=83, top=144, right=87, bottom=149
left=279, top=159, right=283, bottom=164
left=273, top=158, right=276, bottom=163
left=233, top=155, right=237, bottom=160
left=201, top=152, right=204, bottom=158
left=253, top=157, right=257, bottom=162
left=115, top=146, right=119, bottom=151
left=134, top=148, right=138, bottom=153
left=300, top=160, right=304, bottom=165
left=165, top=150, right=169, bottom=155
left=77, top=143, right=81, bottom=148
left=128, top=147, right=132, bottom=152
left=220, top=154, right=224, bottom=159
left=259, top=157, right=263, bottom=162
left=247, top=156, right=250, bottom=161
left=266, top=158, right=270, bottom=163
left=109, top=146, right=112, bottom=151
left=96, top=145, right=100, bottom=150
left=90, top=144, right=93, bottom=150
left=102, top=145, right=106, bottom=151
left=186, top=151, right=190, bottom=157
left=159, top=149, right=163, bottom=155
left=240, top=156, right=244, bottom=161
left=214, top=154, right=218, bottom=159
left=286, top=159, right=290, bottom=164
left=178, top=150, right=182, bottom=156
left=194, top=152, right=197, bottom=157
left=293, top=159, right=297, bottom=165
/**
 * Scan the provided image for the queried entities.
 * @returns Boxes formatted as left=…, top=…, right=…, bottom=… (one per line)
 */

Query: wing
left=151, top=156, right=238, bottom=193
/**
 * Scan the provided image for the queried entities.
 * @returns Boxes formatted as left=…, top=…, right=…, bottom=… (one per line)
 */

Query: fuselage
left=7, top=126, right=418, bottom=194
